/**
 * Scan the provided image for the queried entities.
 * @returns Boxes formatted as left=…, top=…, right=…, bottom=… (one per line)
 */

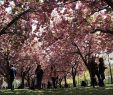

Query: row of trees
left=0, top=0, right=113, bottom=88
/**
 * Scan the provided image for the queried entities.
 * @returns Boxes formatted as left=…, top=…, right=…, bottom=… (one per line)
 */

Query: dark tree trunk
left=5, top=57, right=10, bottom=89
left=0, top=9, right=30, bottom=36
left=19, top=66, right=30, bottom=89
left=20, top=70, right=26, bottom=89
left=59, top=81, right=62, bottom=88
left=26, top=73, right=30, bottom=88
left=72, top=67, right=76, bottom=87
left=58, top=78, right=63, bottom=88
left=88, top=70, right=93, bottom=86
left=64, top=75, right=68, bottom=88
left=72, top=75, right=76, bottom=87
left=6, top=77, right=10, bottom=89
left=20, top=75, right=25, bottom=89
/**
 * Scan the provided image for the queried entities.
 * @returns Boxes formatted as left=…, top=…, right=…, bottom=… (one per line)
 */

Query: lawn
left=0, top=86, right=113, bottom=95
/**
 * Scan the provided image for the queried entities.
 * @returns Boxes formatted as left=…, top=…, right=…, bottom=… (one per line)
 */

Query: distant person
left=99, top=58, right=106, bottom=86
left=89, top=56, right=101, bottom=87
left=9, top=64, right=16, bottom=90
left=30, top=75, right=35, bottom=90
left=47, top=80, right=52, bottom=89
left=35, top=65, right=43, bottom=89
left=50, top=65, right=58, bottom=88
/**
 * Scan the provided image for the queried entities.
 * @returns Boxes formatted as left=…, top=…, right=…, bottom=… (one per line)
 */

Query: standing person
left=30, top=75, right=35, bottom=90
left=89, top=56, right=101, bottom=87
left=50, top=65, right=58, bottom=88
left=35, top=65, right=43, bottom=89
left=9, top=64, right=16, bottom=90
left=99, top=58, right=106, bottom=87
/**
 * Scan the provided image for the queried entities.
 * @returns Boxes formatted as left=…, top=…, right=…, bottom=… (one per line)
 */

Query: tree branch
left=0, top=9, right=30, bottom=36
left=105, top=0, right=113, bottom=10
left=72, top=42, right=88, bottom=67
left=91, top=29, right=113, bottom=35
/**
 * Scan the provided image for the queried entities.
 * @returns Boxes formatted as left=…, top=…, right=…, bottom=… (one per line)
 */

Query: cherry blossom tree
left=0, top=0, right=113, bottom=88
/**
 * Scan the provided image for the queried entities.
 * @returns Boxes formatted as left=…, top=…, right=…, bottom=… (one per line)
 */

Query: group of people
left=8, top=64, right=44, bottom=90
left=8, top=57, right=106, bottom=90
left=34, top=64, right=58, bottom=89
left=90, top=57, right=107, bottom=87
left=9, top=64, right=58, bottom=90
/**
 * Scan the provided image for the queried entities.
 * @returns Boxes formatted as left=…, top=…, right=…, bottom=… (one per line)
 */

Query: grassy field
left=0, top=86, right=113, bottom=95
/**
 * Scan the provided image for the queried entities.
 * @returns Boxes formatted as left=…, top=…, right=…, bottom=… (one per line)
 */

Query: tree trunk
left=6, top=77, right=10, bottom=89
left=20, top=75, right=25, bottom=89
left=64, top=75, right=68, bottom=88
left=27, top=74, right=30, bottom=88
left=88, top=70, right=93, bottom=86
left=59, top=81, right=62, bottom=88
left=72, top=67, right=76, bottom=87
left=6, top=59, right=10, bottom=89
left=72, top=74, right=76, bottom=87
left=58, top=78, right=62, bottom=88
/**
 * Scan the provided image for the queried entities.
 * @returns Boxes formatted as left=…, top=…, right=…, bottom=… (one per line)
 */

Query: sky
left=0, top=0, right=4, bottom=4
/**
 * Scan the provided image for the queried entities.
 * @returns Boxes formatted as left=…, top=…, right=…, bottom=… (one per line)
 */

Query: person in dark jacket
left=89, top=56, right=101, bottom=87
left=9, top=64, right=16, bottom=90
left=99, top=58, right=106, bottom=86
left=35, top=65, right=43, bottom=89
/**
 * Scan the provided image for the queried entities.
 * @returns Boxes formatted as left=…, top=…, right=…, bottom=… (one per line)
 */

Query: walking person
left=35, top=65, right=43, bottom=89
left=9, top=64, right=16, bottom=90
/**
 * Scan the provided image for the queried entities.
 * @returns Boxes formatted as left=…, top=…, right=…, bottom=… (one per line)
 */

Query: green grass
left=0, top=86, right=113, bottom=95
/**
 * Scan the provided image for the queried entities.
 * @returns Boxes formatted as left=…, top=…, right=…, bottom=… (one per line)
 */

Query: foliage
left=0, top=0, right=113, bottom=85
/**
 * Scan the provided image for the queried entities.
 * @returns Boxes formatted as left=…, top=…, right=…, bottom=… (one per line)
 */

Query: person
left=30, top=75, right=35, bottom=90
left=35, top=65, right=43, bottom=89
left=50, top=65, right=58, bottom=88
left=89, top=56, right=101, bottom=87
left=47, top=80, right=52, bottom=89
left=98, top=58, right=106, bottom=87
left=9, top=64, right=16, bottom=90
